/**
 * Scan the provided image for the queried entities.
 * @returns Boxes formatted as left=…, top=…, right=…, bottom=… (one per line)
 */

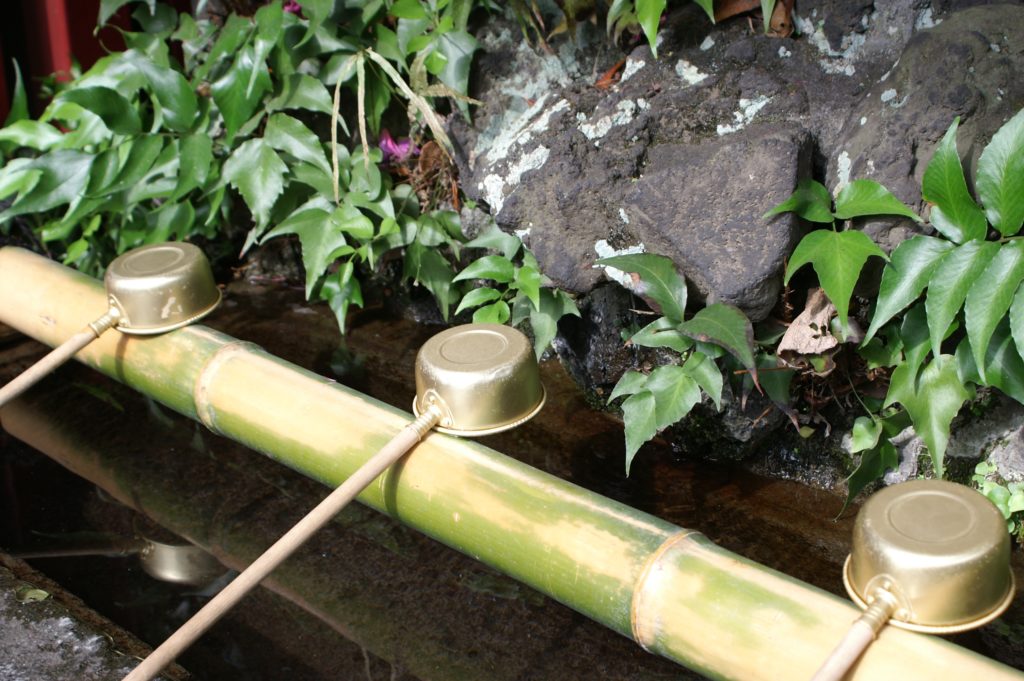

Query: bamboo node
left=630, top=529, right=702, bottom=651
left=193, top=340, right=264, bottom=432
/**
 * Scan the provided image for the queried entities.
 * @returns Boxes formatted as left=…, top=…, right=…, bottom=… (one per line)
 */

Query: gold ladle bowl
left=105, top=242, right=221, bottom=334
left=843, top=479, right=1014, bottom=633
left=412, top=324, right=545, bottom=437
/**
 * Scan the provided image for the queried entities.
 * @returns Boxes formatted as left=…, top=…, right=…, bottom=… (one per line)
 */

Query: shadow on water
left=2, top=280, right=1024, bottom=678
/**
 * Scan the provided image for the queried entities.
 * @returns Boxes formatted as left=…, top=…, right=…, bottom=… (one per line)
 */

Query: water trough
left=0, top=245, right=1020, bottom=680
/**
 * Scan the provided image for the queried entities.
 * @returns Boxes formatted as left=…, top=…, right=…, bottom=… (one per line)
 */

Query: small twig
left=364, top=48, right=453, bottom=160
left=331, top=70, right=343, bottom=205
left=356, top=52, right=369, bottom=173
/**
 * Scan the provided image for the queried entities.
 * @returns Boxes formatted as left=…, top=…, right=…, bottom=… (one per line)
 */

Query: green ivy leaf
left=102, top=134, right=165, bottom=196
left=784, top=229, right=887, bottom=334
left=682, top=351, right=722, bottom=410
left=760, top=0, right=777, bottom=32
left=609, top=370, right=649, bottom=402
left=435, top=31, right=478, bottom=118
left=885, top=355, right=973, bottom=477
left=264, top=113, right=331, bottom=175
left=391, top=0, right=428, bottom=19
left=211, top=46, right=271, bottom=143
left=763, top=179, right=834, bottom=224
left=194, top=14, right=252, bottom=82
left=333, top=202, right=375, bottom=241
left=454, top=255, right=515, bottom=284
left=223, top=138, right=287, bottom=230
left=645, top=365, right=701, bottom=431
left=841, top=440, right=898, bottom=517
left=473, top=301, right=511, bottom=324
left=833, top=179, right=921, bottom=222
left=1009, top=488, right=1024, bottom=514
left=596, top=253, right=687, bottom=322
left=922, top=117, right=987, bottom=243
left=864, top=235, right=953, bottom=343
left=924, top=239, right=1000, bottom=358
left=528, top=288, right=578, bottom=358
left=297, top=0, right=334, bottom=47
left=464, top=225, right=522, bottom=259
left=58, top=86, right=141, bottom=135
left=321, top=260, right=363, bottom=334
left=630, top=316, right=694, bottom=353
left=455, top=287, right=502, bottom=315
left=0, top=121, right=64, bottom=151
left=263, top=208, right=345, bottom=298
left=132, top=2, right=176, bottom=35
left=405, top=241, right=456, bottom=320
left=977, top=108, right=1024, bottom=236
left=291, top=163, right=335, bottom=197
left=146, top=200, right=195, bottom=243
left=858, top=334, right=903, bottom=370
left=691, top=0, right=715, bottom=22
left=0, top=151, right=93, bottom=221
left=3, top=59, right=28, bottom=126
left=251, top=1, right=284, bottom=95
left=172, top=134, right=212, bottom=201
left=899, top=302, right=931, bottom=381
left=99, top=0, right=155, bottom=26
left=129, top=55, right=197, bottom=133
left=622, top=390, right=657, bottom=475
left=677, top=303, right=757, bottom=386
left=965, top=240, right=1024, bottom=381
left=1011, top=286, right=1024, bottom=368
left=448, top=0, right=473, bottom=30
left=513, top=264, right=542, bottom=310
left=0, top=165, right=41, bottom=203
left=267, top=74, right=334, bottom=115
left=636, top=0, right=666, bottom=58
left=849, top=415, right=883, bottom=453
left=957, top=321, right=1024, bottom=406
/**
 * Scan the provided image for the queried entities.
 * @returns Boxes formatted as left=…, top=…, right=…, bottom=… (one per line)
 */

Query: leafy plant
left=973, top=461, right=1024, bottom=542
left=453, top=223, right=580, bottom=358
left=595, top=253, right=759, bottom=474
left=769, top=108, right=1024, bottom=507
left=0, top=0, right=490, bottom=335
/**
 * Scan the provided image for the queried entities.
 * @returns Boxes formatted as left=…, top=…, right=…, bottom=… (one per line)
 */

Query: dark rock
left=825, top=5, right=1024, bottom=214
left=621, top=127, right=811, bottom=317
left=449, top=1, right=1024, bottom=478
left=458, top=25, right=815, bottom=321
left=555, top=284, right=642, bottom=395
left=724, top=38, right=757, bottom=64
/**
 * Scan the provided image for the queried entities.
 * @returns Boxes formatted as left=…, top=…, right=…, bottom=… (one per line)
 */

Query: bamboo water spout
left=0, top=246, right=1020, bottom=681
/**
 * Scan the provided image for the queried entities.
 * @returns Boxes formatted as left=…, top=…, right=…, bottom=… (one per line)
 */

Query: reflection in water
left=0, top=373, right=697, bottom=681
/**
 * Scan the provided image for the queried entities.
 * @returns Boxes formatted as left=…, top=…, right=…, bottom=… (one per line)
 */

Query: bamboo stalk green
left=0, top=246, right=1020, bottom=681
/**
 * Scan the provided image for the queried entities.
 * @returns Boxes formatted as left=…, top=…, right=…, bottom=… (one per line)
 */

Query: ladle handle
left=0, top=308, right=120, bottom=409
left=810, top=592, right=898, bottom=681
left=122, top=406, right=442, bottom=681
left=12, top=539, right=145, bottom=559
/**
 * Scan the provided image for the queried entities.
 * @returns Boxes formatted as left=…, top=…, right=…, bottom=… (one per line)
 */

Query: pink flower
left=379, top=129, right=418, bottom=164
left=284, top=1, right=303, bottom=15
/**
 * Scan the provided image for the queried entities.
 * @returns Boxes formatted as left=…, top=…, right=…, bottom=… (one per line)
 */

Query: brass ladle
left=123, top=324, right=545, bottom=681
left=0, top=242, right=220, bottom=408
left=812, top=479, right=1014, bottom=680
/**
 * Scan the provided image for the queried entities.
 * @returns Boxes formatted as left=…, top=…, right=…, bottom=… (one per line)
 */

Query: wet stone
left=0, top=561, right=176, bottom=681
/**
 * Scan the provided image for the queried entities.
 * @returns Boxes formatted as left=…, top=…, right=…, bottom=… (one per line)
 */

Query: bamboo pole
left=0, top=246, right=1020, bottom=681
